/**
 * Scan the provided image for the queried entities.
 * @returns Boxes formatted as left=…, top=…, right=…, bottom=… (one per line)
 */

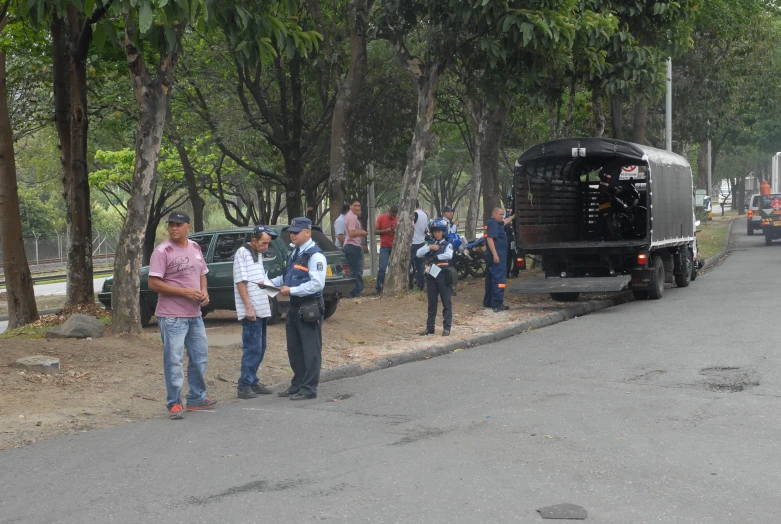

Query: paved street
left=1, top=220, right=779, bottom=523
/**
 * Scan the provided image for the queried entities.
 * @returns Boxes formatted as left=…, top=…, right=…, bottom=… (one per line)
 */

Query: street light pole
left=665, top=58, right=672, bottom=152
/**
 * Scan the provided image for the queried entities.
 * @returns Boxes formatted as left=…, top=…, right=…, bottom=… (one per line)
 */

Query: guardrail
left=0, top=269, right=114, bottom=288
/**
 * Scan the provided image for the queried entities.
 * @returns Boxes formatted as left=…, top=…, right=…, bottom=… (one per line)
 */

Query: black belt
left=290, top=296, right=322, bottom=306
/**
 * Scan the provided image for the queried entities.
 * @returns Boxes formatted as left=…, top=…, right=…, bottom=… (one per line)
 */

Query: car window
left=213, top=233, right=250, bottom=263
left=263, top=243, right=277, bottom=260
left=280, top=229, right=339, bottom=252
left=189, top=234, right=214, bottom=253
left=752, top=196, right=760, bottom=207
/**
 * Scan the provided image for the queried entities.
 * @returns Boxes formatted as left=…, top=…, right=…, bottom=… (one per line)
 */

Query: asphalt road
left=2, top=220, right=779, bottom=523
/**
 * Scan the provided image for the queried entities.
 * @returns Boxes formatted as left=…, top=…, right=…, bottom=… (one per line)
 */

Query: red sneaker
left=186, top=397, right=217, bottom=411
left=169, top=403, right=184, bottom=420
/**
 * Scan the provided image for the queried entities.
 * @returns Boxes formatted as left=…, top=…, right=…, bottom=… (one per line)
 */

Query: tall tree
left=0, top=7, right=38, bottom=328
left=328, top=0, right=371, bottom=240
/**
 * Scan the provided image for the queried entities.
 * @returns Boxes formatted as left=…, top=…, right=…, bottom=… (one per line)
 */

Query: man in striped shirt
left=233, top=225, right=278, bottom=399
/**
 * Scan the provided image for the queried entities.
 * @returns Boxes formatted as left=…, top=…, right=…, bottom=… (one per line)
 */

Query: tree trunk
left=736, top=177, right=746, bottom=215
left=384, top=60, right=442, bottom=295
left=51, top=7, right=96, bottom=307
left=141, top=203, right=160, bottom=266
left=0, top=16, right=38, bottom=329
left=561, top=78, right=576, bottom=138
left=697, top=141, right=708, bottom=191
left=592, top=91, right=606, bottom=137
left=111, top=22, right=181, bottom=335
left=610, top=96, right=623, bottom=140
left=631, top=102, right=647, bottom=144
left=169, top=120, right=205, bottom=232
left=328, top=0, right=369, bottom=242
left=465, top=98, right=487, bottom=239
left=304, top=185, right=317, bottom=223
left=479, top=105, right=509, bottom=224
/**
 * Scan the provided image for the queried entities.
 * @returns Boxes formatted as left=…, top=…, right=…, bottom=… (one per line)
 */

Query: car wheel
left=765, top=231, right=773, bottom=246
left=747, top=222, right=754, bottom=235
left=550, top=292, right=580, bottom=302
left=140, top=299, right=151, bottom=328
left=267, top=297, right=282, bottom=325
left=648, top=255, right=665, bottom=300
left=323, top=298, right=339, bottom=320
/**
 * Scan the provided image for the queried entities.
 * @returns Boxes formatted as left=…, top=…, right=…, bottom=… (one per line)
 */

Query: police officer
left=483, top=207, right=513, bottom=312
left=269, top=217, right=327, bottom=400
left=417, top=218, right=454, bottom=337
left=440, top=206, right=460, bottom=296
left=441, top=206, right=459, bottom=235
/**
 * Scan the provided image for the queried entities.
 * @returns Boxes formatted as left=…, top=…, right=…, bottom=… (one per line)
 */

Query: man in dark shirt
left=483, top=207, right=513, bottom=312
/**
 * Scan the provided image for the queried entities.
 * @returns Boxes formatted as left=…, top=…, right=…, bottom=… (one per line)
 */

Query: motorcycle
left=453, top=236, right=488, bottom=279
left=598, top=178, right=647, bottom=240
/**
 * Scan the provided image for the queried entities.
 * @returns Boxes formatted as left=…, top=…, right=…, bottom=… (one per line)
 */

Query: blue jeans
left=377, top=247, right=392, bottom=292
left=159, top=316, right=209, bottom=408
left=343, top=244, right=364, bottom=296
left=238, top=318, right=267, bottom=389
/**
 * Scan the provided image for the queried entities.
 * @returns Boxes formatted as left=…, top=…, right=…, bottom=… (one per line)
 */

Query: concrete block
left=16, top=356, right=61, bottom=374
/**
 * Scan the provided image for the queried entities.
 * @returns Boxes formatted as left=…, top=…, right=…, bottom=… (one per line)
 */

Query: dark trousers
left=285, top=304, right=322, bottom=396
left=483, top=254, right=507, bottom=307
left=411, top=243, right=425, bottom=290
left=343, top=244, right=364, bottom=296
left=426, top=272, right=452, bottom=331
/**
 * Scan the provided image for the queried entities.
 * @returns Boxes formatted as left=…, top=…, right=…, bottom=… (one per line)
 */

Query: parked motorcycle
left=453, top=237, right=488, bottom=279
left=598, top=176, right=647, bottom=240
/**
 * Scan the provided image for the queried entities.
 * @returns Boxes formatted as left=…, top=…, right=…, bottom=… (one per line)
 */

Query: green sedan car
left=98, top=225, right=356, bottom=327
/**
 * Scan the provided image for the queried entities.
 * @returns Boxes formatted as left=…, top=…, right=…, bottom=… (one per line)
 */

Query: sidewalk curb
left=278, top=292, right=634, bottom=391
left=699, top=217, right=737, bottom=274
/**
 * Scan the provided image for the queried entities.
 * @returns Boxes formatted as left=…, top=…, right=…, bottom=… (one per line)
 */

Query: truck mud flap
left=510, top=275, right=632, bottom=294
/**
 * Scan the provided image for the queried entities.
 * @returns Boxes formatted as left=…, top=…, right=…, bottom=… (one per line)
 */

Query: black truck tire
left=323, top=298, right=339, bottom=320
left=632, top=290, right=648, bottom=300
left=648, top=256, right=665, bottom=300
left=747, top=222, right=754, bottom=235
left=674, top=249, right=692, bottom=288
left=140, top=299, right=151, bottom=328
left=550, top=292, right=580, bottom=302
left=765, top=231, right=773, bottom=246
left=267, top=297, right=282, bottom=325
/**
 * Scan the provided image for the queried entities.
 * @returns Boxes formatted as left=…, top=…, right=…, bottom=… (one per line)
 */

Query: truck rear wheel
left=674, top=249, right=692, bottom=288
left=747, top=222, right=754, bottom=235
left=648, top=256, right=665, bottom=300
left=765, top=231, right=773, bottom=246
left=550, top=292, right=580, bottom=302
left=632, top=290, right=648, bottom=300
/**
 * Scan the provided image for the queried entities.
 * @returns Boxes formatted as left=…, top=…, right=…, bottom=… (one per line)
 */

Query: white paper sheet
left=428, top=264, right=441, bottom=278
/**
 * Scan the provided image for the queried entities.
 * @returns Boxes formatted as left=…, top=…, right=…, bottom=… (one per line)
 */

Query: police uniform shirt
left=416, top=240, right=454, bottom=262
left=271, top=238, right=327, bottom=296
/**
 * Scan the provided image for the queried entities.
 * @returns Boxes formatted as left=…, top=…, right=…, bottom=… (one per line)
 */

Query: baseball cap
left=167, top=211, right=190, bottom=224
left=253, top=225, right=278, bottom=239
left=442, top=206, right=454, bottom=213
left=287, top=217, right=312, bottom=233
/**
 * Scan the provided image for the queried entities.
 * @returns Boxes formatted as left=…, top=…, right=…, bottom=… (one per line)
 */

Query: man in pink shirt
left=148, top=211, right=215, bottom=420
left=343, top=199, right=367, bottom=297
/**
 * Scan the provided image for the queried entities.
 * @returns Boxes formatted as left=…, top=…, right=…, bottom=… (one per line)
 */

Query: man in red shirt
left=374, top=205, right=398, bottom=294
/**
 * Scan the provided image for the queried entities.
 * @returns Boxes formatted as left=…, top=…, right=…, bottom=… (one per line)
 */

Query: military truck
left=511, top=138, right=696, bottom=301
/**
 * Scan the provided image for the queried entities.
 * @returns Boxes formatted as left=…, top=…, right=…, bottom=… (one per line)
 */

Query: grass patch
left=0, top=322, right=59, bottom=339
left=697, top=217, right=734, bottom=261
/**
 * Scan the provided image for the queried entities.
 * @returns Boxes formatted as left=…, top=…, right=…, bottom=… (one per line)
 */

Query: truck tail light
left=341, top=262, right=350, bottom=275
left=515, top=257, right=525, bottom=269
left=637, top=254, right=648, bottom=266
left=748, top=209, right=753, bottom=219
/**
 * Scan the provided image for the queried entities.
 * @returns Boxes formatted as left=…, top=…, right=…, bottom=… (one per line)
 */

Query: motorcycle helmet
left=429, top=218, right=449, bottom=232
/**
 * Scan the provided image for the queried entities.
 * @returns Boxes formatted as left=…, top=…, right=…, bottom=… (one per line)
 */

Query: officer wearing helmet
left=416, top=218, right=454, bottom=337
left=234, top=225, right=278, bottom=399
left=268, top=217, right=327, bottom=400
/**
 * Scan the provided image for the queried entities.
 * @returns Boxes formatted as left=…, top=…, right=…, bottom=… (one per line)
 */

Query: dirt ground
left=0, top=274, right=607, bottom=450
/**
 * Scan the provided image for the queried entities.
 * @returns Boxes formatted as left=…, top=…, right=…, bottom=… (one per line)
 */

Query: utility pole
left=707, top=140, right=712, bottom=198
left=665, top=58, right=672, bottom=152
left=367, top=164, right=377, bottom=277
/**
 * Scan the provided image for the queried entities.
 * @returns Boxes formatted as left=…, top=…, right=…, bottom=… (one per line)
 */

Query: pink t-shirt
left=343, top=211, right=363, bottom=247
left=148, top=238, right=209, bottom=318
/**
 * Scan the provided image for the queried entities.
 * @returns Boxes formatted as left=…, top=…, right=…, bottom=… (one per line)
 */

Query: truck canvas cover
left=513, top=138, right=694, bottom=251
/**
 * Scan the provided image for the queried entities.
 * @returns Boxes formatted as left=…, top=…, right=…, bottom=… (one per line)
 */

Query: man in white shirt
left=410, top=203, right=429, bottom=290
left=333, top=204, right=350, bottom=248
left=233, top=225, right=277, bottom=399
